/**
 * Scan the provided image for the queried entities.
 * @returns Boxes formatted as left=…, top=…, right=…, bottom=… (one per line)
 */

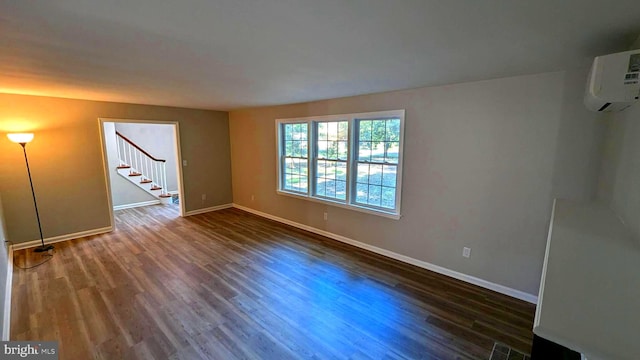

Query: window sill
left=276, top=190, right=401, bottom=220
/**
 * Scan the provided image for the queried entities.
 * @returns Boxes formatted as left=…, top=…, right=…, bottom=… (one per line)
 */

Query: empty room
left=1, top=1, right=639, bottom=359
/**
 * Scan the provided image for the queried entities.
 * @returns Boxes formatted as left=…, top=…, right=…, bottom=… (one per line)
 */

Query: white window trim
left=275, top=110, right=405, bottom=220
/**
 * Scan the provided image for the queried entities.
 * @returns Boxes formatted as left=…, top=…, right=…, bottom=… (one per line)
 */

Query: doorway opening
left=99, top=118, right=185, bottom=226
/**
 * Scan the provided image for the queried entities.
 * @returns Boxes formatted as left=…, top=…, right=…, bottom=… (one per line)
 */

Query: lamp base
left=34, top=245, right=54, bottom=253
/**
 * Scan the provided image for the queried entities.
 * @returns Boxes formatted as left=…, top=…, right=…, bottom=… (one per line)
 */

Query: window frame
left=275, top=110, right=405, bottom=219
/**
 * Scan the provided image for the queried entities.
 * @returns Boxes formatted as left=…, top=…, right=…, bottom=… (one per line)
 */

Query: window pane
left=338, top=141, right=348, bottom=160
left=297, top=124, right=308, bottom=140
left=371, top=142, right=385, bottom=163
left=318, top=122, right=327, bottom=140
left=317, top=160, right=326, bottom=178
left=357, top=163, right=369, bottom=184
left=358, top=142, right=371, bottom=162
left=336, top=180, right=346, bottom=200
left=382, top=165, right=396, bottom=187
left=318, top=141, right=328, bottom=159
left=385, top=142, right=399, bottom=164
left=386, top=119, right=400, bottom=141
left=285, top=124, right=293, bottom=140
left=368, top=185, right=382, bottom=206
left=381, top=187, right=395, bottom=209
left=327, top=141, right=338, bottom=159
left=338, top=122, right=348, bottom=140
left=328, top=122, right=338, bottom=141
left=297, top=158, right=308, bottom=176
left=326, top=179, right=336, bottom=198
left=359, top=120, right=372, bottom=141
left=356, top=183, right=368, bottom=203
left=316, top=179, right=326, bottom=197
left=285, top=174, right=292, bottom=190
left=336, top=162, right=347, bottom=181
left=369, top=164, right=382, bottom=185
left=372, top=120, right=386, bottom=145
left=326, top=161, right=336, bottom=180
left=285, top=141, right=292, bottom=156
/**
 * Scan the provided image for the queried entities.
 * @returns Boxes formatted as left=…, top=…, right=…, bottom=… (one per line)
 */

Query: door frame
left=98, top=118, right=186, bottom=226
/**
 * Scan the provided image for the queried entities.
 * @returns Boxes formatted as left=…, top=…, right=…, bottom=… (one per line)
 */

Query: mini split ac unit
left=584, top=49, right=640, bottom=112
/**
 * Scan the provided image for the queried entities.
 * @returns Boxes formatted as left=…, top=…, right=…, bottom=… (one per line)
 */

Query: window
left=315, top=121, right=348, bottom=201
left=276, top=110, right=404, bottom=218
left=355, top=118, right=400, bottom=210
left=280, top=122, right=308, bottom=193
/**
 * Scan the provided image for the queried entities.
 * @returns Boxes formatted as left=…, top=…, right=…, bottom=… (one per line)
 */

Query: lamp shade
left=7, top=133, right=34, bottom=144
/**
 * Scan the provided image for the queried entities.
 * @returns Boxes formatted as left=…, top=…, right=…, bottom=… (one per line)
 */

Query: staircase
left=115, top=131, right=173, bottom=204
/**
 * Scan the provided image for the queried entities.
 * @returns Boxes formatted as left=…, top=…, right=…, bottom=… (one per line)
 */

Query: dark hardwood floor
left=11, top=204, right=535, bottom=359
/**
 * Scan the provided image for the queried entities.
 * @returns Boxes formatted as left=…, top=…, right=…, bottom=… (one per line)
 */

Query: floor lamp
left=7, top=133, right=54, bottom=253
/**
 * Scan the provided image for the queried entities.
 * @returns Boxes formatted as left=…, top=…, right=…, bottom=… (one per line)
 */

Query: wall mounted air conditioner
left=584, top=49, right=640, bottom=112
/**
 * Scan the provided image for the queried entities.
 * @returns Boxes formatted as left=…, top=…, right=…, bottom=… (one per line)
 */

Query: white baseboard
left=3, top=244, right=12, bottom=341
left=113, top=200, right=161, bottom=211
left=232, top=203, right=538, bottom=304
left=184, top=203, right=233, bottom=216
left=12, top=226, right=113, bottom=251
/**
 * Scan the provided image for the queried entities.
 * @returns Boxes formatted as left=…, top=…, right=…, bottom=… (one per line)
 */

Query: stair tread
left=140, top=180, right=152, bottom=184
left=151, top=186, right=162, bottom=190
left=117, top=165, right=131, bottom=169
left=129, top=173, right=142, bottom=177
left=159, top=194, right=172, bottom=198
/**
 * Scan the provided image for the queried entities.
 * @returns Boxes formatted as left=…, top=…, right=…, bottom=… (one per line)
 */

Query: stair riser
left=116, top=167, right=166, bottom=200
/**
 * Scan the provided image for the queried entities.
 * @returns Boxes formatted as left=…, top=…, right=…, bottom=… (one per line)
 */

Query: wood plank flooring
left=11, top=204, right=536, bottom=359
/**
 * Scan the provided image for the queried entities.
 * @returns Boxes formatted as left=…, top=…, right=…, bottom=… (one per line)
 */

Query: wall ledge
left=232, top=203, right=538, bottom=304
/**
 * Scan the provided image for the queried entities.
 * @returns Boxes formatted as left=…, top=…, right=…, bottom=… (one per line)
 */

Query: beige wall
left=0, top=93, right=232, bottom=244
left=598, top=104, right=640, bottom=239
left=229, top=70, right=604, bottom=296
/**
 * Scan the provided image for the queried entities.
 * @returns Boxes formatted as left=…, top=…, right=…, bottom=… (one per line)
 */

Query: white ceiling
left=1, top=1, right=639, bottom=110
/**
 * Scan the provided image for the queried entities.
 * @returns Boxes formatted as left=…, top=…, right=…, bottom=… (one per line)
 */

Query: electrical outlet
left=182, top=160, right=188, bottom=166
left=201, top=194, right=206, bottom=201
left=251, top=194, right=255, bottom=201
left=462, top=247, right=471, bottom=258
left=323, top=212, right=328, bottom=221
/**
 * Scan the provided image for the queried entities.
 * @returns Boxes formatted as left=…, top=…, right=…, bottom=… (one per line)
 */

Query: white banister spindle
left=162, top=162, right=168, bottom=196
left=116, top=136, right=122, bottom=166
left=154, top=162, right=159, bottom=188
left=128, top=143, right=133, bottom=173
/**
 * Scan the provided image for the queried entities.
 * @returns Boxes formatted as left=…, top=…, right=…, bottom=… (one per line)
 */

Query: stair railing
left=115, top=131, right=170, bottom=197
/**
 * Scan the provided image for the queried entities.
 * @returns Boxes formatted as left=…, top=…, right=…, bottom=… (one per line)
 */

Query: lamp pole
left=18, top=142, right=53, bottom=252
